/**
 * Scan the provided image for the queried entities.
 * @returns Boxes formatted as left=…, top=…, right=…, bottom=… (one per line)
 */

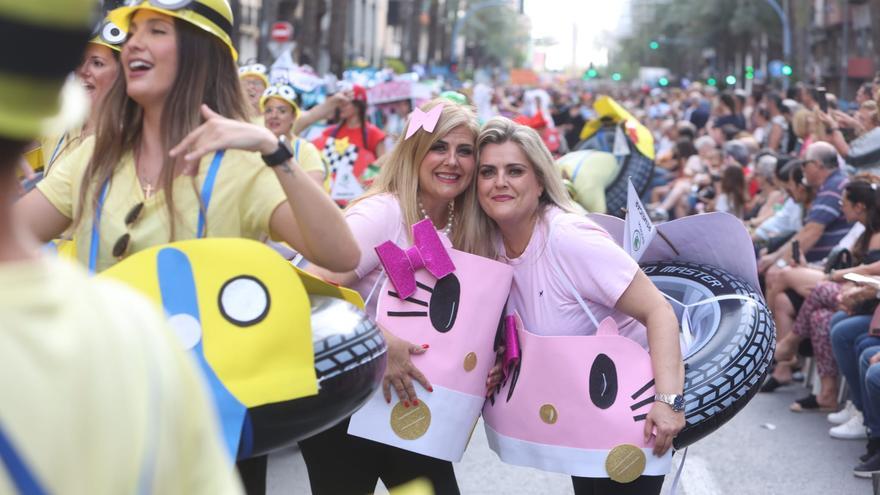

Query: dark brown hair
left=74, top=18, right=249, bottom=239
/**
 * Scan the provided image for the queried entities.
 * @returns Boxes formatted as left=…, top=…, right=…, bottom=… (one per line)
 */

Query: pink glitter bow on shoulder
left=375, top=218, right=455, bottom=299
left=404, top=103, right=444, bottom=140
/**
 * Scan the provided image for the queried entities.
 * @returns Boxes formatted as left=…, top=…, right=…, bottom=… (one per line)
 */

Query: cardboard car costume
left=348, top=219, right=513, bottom=462
left=101, top=238, right=386, bottom=460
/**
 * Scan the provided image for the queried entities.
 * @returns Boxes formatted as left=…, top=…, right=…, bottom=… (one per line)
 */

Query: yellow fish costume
left=102, top=238, right=386, bottom=460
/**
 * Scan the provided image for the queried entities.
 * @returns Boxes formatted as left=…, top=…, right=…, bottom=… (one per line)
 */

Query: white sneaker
left=828, top=401, right=856, bottom=425
left=830, top=411, right=867, bottom=440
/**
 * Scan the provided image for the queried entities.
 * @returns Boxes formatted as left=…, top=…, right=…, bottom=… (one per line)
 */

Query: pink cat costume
left=482, top=313, right=672, bottom=477
left=348, top=219, right=513, bottom=462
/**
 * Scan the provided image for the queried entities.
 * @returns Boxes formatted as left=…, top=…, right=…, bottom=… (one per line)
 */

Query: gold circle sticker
left=463, top=352, right=478, bottom=372
left=539, top=404, right=558, bottom=424
left=389, top=400, right=431, bottom=440
left=605, top=444, right=646, bottom=484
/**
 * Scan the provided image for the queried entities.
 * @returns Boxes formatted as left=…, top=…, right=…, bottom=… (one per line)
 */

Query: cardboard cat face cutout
left=348, top=220, right=513, bottom=461
left=483, top=313, right=672, bottom=479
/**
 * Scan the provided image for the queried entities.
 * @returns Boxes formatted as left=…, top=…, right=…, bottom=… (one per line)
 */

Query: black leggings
left=298, top=418, right=460, bottom=495
left=572, top=475, right=664, bottom=495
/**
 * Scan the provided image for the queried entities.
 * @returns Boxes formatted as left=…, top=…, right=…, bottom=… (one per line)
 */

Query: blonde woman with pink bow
left=296, top=99, right=484, bottom=494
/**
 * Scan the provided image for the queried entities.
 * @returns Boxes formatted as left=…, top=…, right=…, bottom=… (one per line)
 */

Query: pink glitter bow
left=404, top=103, right=444, bottom=140
left=503, top=315, right=521, bottom=378
left=375, top=218, right=456, bottom=299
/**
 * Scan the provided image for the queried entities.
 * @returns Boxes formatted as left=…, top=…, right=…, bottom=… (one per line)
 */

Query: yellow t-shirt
left=0, top=257, right=242, bottom=494
left=291, top=135, right=328, bottom=180
left=39, top=126, right=84, bottom=174
left=36, top=137, right=287, bottom=273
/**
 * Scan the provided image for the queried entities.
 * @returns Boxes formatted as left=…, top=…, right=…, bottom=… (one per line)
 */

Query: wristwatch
left=261, top=135, right=294, bottom=167
left=655, top=393, right=686, bottom=412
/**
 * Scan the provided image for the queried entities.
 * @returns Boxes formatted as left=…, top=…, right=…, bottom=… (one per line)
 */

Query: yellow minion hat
left=239, top=63, right=269, bottom=87
left=0, top=0, right=96, bottom=140
left=260, top=84, right=300, bottom=118
left=109, top=0, right=237, bottom=61
left=90, top=18, right=125, bottom=52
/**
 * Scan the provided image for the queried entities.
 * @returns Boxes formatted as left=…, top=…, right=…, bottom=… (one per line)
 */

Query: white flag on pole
left=623, top=178, right=656, bottom=262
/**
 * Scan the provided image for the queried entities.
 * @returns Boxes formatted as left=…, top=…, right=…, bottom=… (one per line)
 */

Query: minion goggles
left=90, top=19, right=125, bottom=51
left=260, top=85, right=300, bottom=117
left=111, top=0, right=237, bottom=60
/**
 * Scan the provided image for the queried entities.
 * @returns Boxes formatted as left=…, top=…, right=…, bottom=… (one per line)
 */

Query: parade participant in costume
left=16, top=0, right=358, bottom=274
left=238, top=63, right=268, bottom=124
left=260, top=83, right=327, bottom=187
left=477, top=117, right=684, bottom=495
left=299, top=99, right=482, bottom=495
left=40, top=12, right=124, bottom=174
left=312, top=84, right=387, bottom=205
left=0, top=0, right=240, bottom=493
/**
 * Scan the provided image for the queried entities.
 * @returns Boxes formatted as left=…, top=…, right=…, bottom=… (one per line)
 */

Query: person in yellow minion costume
left=0, top=1, right=242, bottom=493
left=239, top=63, right=269, bottom=124
left=15, top=0, right=359, bottom=272
left=260, top=83, right=329, bottom=188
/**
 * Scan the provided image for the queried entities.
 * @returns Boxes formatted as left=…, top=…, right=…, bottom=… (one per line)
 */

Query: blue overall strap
left=570, top=151, right=593, bottom=183
left=196, top=151, right=225, bottom=239
left=88, top=180, right=110, bottom=273
left=0, top=421, right=48, bottom=495
left=294, top=138, right=301, bottom=161
left=46, top=133, right=67, bottom=170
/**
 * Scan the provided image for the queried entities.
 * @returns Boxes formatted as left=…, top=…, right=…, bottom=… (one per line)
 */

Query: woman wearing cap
left=239, top=63, right=268, bottom=124
left=312, top=85, right=387, bottom=205
left=300, top=98, right=481, bottom=495
left=39, top=15, right=125, bottom=174
left=478, top=117, right=683, bottom=495
left=260, top=83, right=327, bottom=187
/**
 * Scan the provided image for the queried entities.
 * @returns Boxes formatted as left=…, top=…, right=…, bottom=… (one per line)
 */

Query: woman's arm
left=171, top=105, right=360, bottom=272
left=614, top=270, right=685, bottom=456
left=14, top=190, right=71, bottom=242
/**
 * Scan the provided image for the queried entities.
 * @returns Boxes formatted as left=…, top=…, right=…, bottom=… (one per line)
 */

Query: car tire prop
left=640, top=261, right=775, bottom=449
left=243, top=296, right=387, bottom=458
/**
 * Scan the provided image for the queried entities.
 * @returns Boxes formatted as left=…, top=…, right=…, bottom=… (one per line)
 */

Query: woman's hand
left=644, top=402, right=685, bottom=457
left=485, top=346, right=505, bottom=397
left=381, top=330, right=432, bottom=405
left=170, top=105, right=278, bottom=165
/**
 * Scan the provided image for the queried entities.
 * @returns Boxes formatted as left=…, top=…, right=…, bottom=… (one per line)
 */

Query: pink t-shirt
left=500, top=207, right=648, bottom=347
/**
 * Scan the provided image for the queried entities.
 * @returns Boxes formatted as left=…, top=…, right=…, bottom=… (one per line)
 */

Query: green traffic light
left=612, top=73, right=622, bottom=81
left=707, top=78, right=717, bottom=86
left=781, top=65, right=793, bottom=76
left=649, top=41, right=659, bottom=50
left=658, top=77, right=669, bottom=87
left=745, top=66, right=754, bottom=73
left=587, top=69, right=598, bottom=78
left=746, top=73, right=754, bottom=80
left=725, top=75, right=737, bottom=85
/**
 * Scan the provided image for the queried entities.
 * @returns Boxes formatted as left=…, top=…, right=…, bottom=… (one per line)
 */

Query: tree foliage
left=611, top=0, right=783, bottom=79
left=463, top=5, right=530, bottom=69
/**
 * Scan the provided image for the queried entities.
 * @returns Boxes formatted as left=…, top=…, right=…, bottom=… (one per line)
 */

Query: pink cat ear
left=595, top=317, right=621, bottom=336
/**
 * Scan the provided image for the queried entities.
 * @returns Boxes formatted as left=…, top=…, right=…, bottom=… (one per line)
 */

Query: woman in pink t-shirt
left=476, top=117, right=684, bottom=495
left=303, top=99, right=483, bottom=494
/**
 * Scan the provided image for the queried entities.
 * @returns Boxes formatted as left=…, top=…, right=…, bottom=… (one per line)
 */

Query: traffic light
left=745, top=66, right=754, bottom=80
left=649, top=40, right=659, bottom=50
left=707, top=77, right=717, bottom=86
left=725, top=75, right=737, bottom=85
left=781, top=64, right=793, bottom=76
left=658, top=77, right=669, bottom=87
left=611, top=72, right=622, bottom=81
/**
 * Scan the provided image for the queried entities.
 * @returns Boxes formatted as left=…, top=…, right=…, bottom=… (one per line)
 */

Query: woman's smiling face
left=476, top=141, right=544, bottom=226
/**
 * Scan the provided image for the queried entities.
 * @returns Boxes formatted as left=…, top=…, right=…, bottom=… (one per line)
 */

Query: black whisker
left=416, top=281, right=433, bottom=293
left=633, top=414, right=647, bottom=422
left=630, top=396, right=654, bottom=411
left=388, top=291, right=429, bottom=307
left=387, top=311, right=427, bottom=317
left=631, top=378, right=655, bottom=400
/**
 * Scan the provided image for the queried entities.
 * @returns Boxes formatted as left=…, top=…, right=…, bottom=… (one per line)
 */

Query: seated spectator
left=751, top=156, right=803, bottom=246
left=746, top=152, right=785, bottom=223
left=711, top=164, right=747, bottom=218
left=852, top=347, right=880, bottom=477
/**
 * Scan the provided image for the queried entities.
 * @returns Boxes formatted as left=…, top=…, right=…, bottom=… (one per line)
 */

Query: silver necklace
left=418, top=199, right=455, bottom=236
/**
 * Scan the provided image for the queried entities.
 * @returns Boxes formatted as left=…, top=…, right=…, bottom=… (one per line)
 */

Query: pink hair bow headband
left=375, top=218, right=456, bottom=299
left=404, top=103, right=444, bottom=140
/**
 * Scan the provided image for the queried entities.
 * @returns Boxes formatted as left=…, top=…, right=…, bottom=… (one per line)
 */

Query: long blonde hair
left=73, top=19, right=249, bottom=238
left=468, top=116, right=580, bottom=258
left=351, top=98, right=482, bottom=253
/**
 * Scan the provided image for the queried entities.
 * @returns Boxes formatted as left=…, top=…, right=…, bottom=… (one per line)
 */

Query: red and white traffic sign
left=270, top=21, right=294, bottom=42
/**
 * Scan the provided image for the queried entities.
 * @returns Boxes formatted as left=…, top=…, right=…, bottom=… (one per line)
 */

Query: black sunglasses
left=112, top=201, right=145, bottom=259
